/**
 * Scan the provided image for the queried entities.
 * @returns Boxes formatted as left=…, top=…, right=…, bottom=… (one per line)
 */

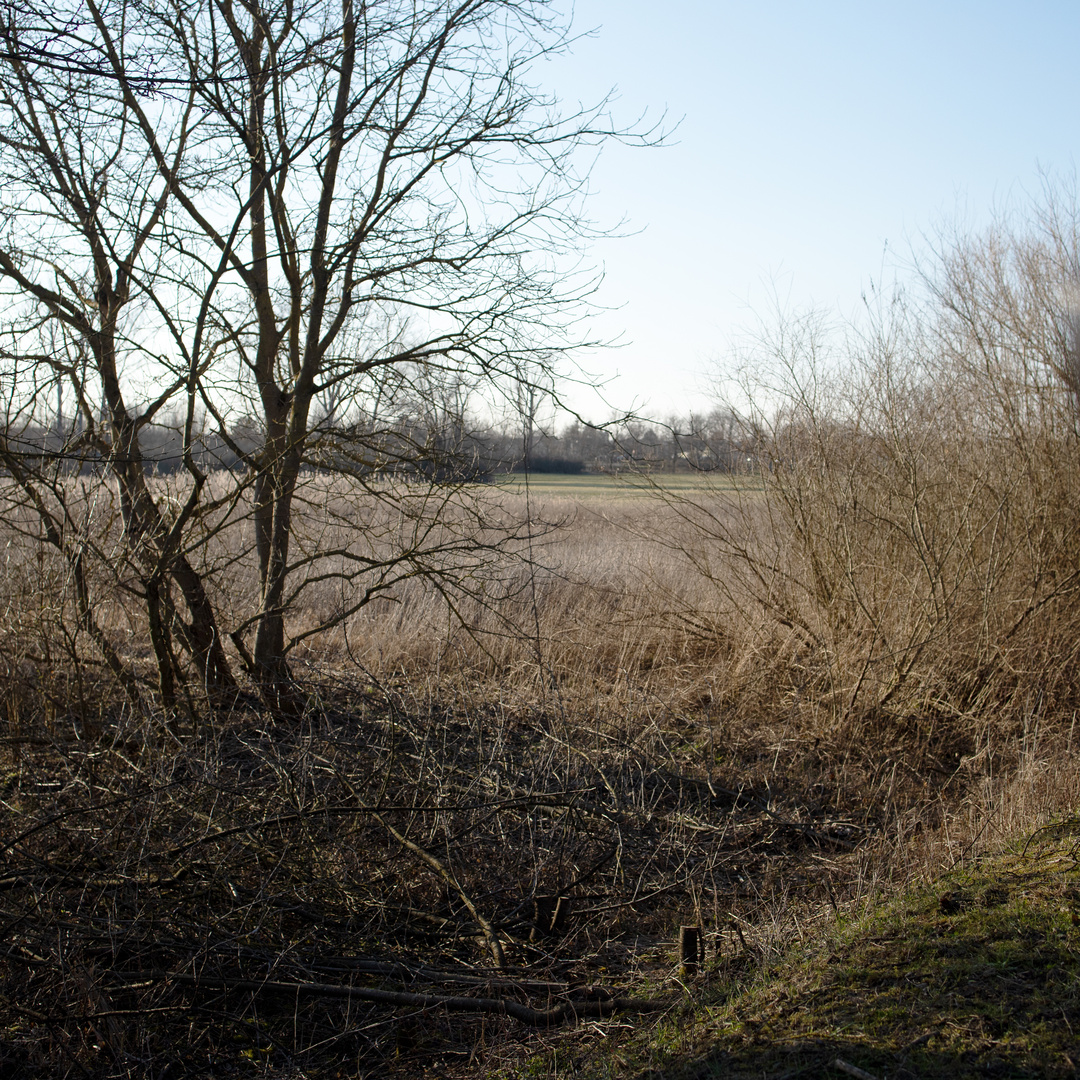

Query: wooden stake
left=679, top=925, right=702, bottom=975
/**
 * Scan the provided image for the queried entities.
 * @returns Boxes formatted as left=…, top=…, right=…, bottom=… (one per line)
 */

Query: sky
left=540, top=1, right=1080, bottom=423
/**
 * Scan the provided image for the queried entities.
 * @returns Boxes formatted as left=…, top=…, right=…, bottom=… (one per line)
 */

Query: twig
left=374, top=811, right=507, bottom=970
left=165, top=792, right=608, bottom=858
left=834, top=1058, right=880, bottom=1080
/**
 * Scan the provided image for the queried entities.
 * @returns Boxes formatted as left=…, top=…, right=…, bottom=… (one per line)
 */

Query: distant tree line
left=3, top=406, right=759, bottom=479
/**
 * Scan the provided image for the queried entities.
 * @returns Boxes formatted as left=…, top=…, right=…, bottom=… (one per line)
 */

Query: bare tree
left=0, top=0, right=646, bottom=711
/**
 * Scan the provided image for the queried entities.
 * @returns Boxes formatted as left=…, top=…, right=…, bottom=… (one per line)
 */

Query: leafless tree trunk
left=0, top=5, right=236, bottom=701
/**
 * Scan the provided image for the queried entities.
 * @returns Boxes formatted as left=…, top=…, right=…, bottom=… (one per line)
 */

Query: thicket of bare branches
left=651, top=190, right=1080, bottom=743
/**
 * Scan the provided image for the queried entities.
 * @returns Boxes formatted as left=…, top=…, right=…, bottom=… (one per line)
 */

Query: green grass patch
left=557, top=824, right=1080, bottom=1079
left=490, top=471, right=754, bottom=500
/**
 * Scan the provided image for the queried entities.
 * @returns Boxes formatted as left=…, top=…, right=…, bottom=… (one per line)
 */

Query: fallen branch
left=834, top=1058, right=880, bottom=1080
left=374, top=811, right=507, bottom=969
left=307, top=957, right=570, bottom=993
left=127, top=970, right=668, bottom=1028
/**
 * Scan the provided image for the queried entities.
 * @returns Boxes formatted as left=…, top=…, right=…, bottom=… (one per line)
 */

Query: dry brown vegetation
left=3, top=481, right=1079, bottom=1077
left=6, top=1, right=1077, bottom=1073
left=5, top=204, right=1080, bottom=1077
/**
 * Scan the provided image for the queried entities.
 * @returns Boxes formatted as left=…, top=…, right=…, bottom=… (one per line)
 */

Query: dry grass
left=2, top=466, right=1078, bottom=1077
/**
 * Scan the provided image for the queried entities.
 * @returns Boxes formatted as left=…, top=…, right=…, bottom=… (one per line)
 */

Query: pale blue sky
left=545, top=1, right=1080, bottom=421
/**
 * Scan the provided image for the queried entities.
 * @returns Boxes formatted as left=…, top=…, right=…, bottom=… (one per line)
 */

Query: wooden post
left=679, top=925, right=702, bottom=975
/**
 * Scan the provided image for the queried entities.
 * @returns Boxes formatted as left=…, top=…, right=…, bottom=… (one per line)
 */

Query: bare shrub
left=648, top=196, right=1080, bottom=750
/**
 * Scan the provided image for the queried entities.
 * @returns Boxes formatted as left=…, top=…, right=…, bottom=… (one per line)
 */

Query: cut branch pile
left=0, top=682, right=895, bottom=1076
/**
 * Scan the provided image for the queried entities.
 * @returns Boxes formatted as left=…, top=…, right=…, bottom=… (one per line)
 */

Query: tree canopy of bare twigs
left=0, top=0, right=648, bottom=712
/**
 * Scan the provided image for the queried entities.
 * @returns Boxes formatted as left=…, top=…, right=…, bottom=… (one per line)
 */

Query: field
left=489, top=471, right=755, bottom=500
left=2, top=456, right=1079, bottom=1078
